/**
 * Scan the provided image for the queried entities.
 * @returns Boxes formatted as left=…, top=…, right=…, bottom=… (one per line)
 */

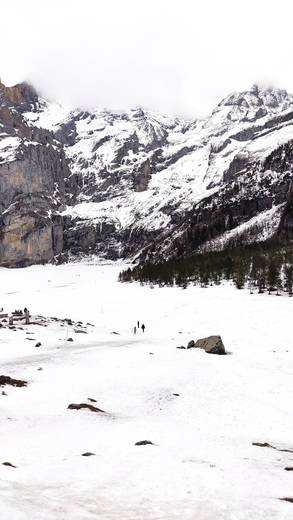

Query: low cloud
left=2, top=0, right=293, bottom=117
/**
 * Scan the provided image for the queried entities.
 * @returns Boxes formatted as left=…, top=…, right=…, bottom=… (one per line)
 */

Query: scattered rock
left=67, top=337, right=74, bottom=342
left=111, top=331, right=120, bottom=335
left=81, top=452, right=95, bottom=457
left=177, top=346, right=186, bottom=349
left=280, top=497, right=293, bottom=504
left=252, top=442, right=271, bottom=448
left=35, top=342, right=41, bottom=348
left=26, top=338, right=34, bottom=341
left=74, top=329, right=87, bottom=334
left=88, top=398, right=97, bottom=403
left=187, top=335, right=226, bottom=355
left=37, top=368, right=43, bottom=371
left=2, top=391, right=7, bottom=396
left=285, top=467, right=293, bottom=471
left=87, top=323, right=94, bottom=327
left=135, top=440, right=155, bottom=446
left=2, top=462, right=17, bottom=468
left=0, top=375, right=27, bottom=388
left=68, top=403, right=105, bottom=413
left=149, top=352, right=154, bottom=355
left=252, top=442, right=293, bottom=454
left=173, top=393, right=180, bottom=397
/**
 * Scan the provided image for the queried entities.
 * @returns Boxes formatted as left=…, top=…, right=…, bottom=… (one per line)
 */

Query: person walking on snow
left=141, top=323, right=145, bottom=333
left=137, top=320, right=140, bottom=328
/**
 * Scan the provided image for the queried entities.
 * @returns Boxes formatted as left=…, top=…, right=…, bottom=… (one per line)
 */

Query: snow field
left=0, top=263, right=292, bottom=519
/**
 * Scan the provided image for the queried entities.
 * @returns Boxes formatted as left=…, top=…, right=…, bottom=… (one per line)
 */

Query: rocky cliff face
left=0, top=81, right=73, bottom=266
left=1, top=80, right=293, bottom=266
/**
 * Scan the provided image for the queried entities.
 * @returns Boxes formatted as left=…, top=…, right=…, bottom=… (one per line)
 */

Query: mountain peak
left=0, top=80, right=38, bottom=110
left=209, top=84, right=293, bottom=126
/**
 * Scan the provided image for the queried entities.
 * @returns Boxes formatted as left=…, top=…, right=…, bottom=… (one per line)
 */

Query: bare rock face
left=0, top=92, right=73, bottom=267
left=278, top=177, right=293, bottom=239
left=0, top=80, right=38, bottom=110
left=0, top=156, right=65, bottom=266
left=187, top=335, right=226, bottom=355
left=132, top=158, right=152, bottom=192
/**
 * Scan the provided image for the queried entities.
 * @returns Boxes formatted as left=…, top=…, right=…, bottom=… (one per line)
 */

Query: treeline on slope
left=119, top=240, right=293, bottom=295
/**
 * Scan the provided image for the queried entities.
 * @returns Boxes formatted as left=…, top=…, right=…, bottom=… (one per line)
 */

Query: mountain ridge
left=1, top=79, right=293, bottom=266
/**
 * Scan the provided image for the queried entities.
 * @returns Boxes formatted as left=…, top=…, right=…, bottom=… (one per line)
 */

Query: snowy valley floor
left=0, top=263, right=293, bottom=519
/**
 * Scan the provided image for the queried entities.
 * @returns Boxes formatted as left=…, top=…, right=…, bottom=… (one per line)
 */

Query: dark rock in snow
left=252, top=441, right=293, bottom=453
left=186, top=340, right=195, bottom=349
left=0, top=375, right=27, bottom=387
left=177, top=345, right=186, bottom=350
left=67, top=337, right=74, bottom=342
left=88, top=398, right=97, bottom=403
left=2, top=461, right=17, bottom=468
left=81, top=452, right=95, bottom=457
left=135, top=440, right=155, bottom=446
left=280, top=497, right=293, bottom=504
left=68, top=403, right=105, bottom=413
left=252, top=442, right=271, bottom=448
left=188, top=335, right=226, bottom=355
left=35, top=342, right=41, bottom=348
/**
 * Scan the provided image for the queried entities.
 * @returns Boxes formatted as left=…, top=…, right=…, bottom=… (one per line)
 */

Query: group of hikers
left=133, top=320, right=145, bottom=335
left=8, top=307, right=30, bottom=325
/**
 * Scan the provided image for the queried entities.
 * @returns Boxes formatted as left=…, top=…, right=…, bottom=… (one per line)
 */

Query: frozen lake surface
left=0, top=262, right=292, bottom=519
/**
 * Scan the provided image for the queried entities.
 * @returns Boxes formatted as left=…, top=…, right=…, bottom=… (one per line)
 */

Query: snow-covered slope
left=1, top=79, right=293, bottom=266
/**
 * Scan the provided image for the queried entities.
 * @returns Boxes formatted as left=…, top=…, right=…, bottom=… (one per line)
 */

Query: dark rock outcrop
left=81, top=452, right=95, bottom=457
left=2, top=461, right=17, bottom=468
left=187, top=335, right=226, bottom=355
left=135, top=440, right=155, bottom=446
left=0, top=375, right=27, bottom=387
left=67, top=403, right=105, bottom=413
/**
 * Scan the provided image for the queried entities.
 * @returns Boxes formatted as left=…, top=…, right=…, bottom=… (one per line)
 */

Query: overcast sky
left=2, top=0, right=293, bottom=117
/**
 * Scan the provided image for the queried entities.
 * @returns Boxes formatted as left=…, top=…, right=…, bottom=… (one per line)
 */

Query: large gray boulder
left=187, top=335, right=226, bottom=355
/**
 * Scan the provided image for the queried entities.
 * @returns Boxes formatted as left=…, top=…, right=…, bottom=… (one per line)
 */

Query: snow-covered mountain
left=1, top=80, right=293, bottom=266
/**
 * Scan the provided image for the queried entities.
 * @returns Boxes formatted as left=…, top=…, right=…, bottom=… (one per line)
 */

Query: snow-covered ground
left=0, top=263, right=292, bottom=519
